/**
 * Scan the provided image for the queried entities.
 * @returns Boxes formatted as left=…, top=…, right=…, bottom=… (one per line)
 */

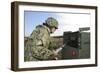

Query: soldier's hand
left=49, top=53, right=59, bottom=60
left=61, top=44, right=65, bottom=48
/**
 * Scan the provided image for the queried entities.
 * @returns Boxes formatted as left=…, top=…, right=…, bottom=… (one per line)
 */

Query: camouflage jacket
left=25, top=25, right=56, bottom=61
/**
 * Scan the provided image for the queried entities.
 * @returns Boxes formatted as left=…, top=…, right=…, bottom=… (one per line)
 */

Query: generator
left=61, top=27, right=90, bottom=59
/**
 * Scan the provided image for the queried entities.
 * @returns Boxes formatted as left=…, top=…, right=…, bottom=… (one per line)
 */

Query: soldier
left=25, top=17, right=59, bottom=61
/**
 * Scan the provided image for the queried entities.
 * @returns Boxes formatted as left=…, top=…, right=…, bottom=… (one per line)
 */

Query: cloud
left=51, top=13, right=91, bottom=36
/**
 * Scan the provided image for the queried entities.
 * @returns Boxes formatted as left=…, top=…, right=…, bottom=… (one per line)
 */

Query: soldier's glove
left=49, top=53, right=59, bottom=60
left=52, top=44, right=65, bottom=60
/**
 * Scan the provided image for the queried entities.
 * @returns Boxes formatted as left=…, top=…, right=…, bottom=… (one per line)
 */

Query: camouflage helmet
left=45, top=17, right=58, bottom=29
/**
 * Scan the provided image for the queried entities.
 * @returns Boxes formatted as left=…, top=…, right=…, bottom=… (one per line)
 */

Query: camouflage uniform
left=25, top=17, right=58, bottom=61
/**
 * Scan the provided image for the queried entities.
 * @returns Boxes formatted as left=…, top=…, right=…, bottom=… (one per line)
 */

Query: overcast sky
left=24, top=11, right=91, bottom=37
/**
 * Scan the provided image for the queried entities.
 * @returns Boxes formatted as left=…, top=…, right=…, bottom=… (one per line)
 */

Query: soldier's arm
left=49, top=37, right=63, bottom=50
left=30, top=28, right=56, bottom=60
left=31, top=46, right=56, bottom=60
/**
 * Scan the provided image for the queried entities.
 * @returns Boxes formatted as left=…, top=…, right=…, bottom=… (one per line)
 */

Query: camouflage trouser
left=24, top=47, right=41, bottom=61
left=24, top=46, right=54, bottom=61
left=24, top=55, right=39, bottom=61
